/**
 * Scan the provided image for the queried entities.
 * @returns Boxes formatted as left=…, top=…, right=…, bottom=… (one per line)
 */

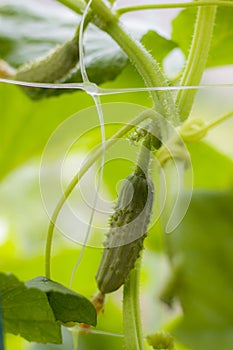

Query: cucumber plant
left=0, top=1, right=233, bottom=350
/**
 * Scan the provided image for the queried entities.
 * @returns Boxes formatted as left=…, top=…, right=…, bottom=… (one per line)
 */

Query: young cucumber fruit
left=14, top=33, right=79, bottom=99
left=96, top=171, right=154, bottom=294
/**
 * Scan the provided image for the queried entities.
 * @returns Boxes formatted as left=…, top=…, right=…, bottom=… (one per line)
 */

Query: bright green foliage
left=0, top=273, right=96, bottom=344
left=187, top=142, right=233, bottom=189
left=0, top=273, right=61, bottom=344
left=172, top=7, right=233, bottom=67
left=164, top=190, right=233, bottom=350
left=0, top=83, right=93, bottom=181
left=26, top=276, right=97, bottom=326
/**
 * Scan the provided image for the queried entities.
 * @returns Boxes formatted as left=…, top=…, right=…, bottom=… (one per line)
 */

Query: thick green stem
left=135, top=125, right=154, bottom=176
left=176, top=0, right=218, bottom=121
left=90, top=0, right=179, bottom=128
left=116, top=1, right=232, bottom=16
left=123, top=258, right=144, bottom=350
left=57, top=0, right=179, bottom=128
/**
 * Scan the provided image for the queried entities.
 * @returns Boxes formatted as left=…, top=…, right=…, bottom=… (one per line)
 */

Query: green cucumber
left=13, top=31, right=79, bottom=99
left=96, top=171, right=154, bottom=294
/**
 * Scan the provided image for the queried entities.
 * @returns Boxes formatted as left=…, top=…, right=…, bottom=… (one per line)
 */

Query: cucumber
left=14, top=32, right=79, bottom=99
left=96, top=171, right=154, bottom=294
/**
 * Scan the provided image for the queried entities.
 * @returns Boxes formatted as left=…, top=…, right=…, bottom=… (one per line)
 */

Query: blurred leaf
left=165, top=190, right=233, bottom=350
left=141, top=30, right=177, bottom=64
left=171, top=9, right=196, bottom=59
left=0, top=0, right=177, bottom=97
left=78, top=332, right=124, bottom=350
left=0, top=0, right=79, bottom=67
left=64, top=25, right=128, bottom=86
left=0, top=0, right=127, bottom=89
left=0, top=273, right=61, bottom=344
left=0, top=293, right=4, bottom=350
left=0, top=83, right=93, bottom=181
left=29, top=327, right=73, bottom=350
left=172, top=7, right=233, bottom=67
left=5, top=333, right=27, bottom=350
left=188, top=142, right=233, bottom=189
left=0, top=244, right=99, bottom=297
left=26, top=276, right=97, bottom=326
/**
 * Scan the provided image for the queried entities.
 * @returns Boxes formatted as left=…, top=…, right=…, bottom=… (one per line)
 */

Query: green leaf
left=0, top=273, right=61, bottom=344
left=207, top=7, right=233, bottom=67
left=188, top=142, right=233, bottom=189
left=65, top=24, right=128, bottom=86
left=68, top=29, right=176, bottom=86
left=0, top=83, right=93, bottom=181
left=0, top=0, right=79, bottom=67
left=78, top=332, right=124, bottom=350
left=141, top=30, right=177, bottom=64
left=165, top=190, right=233, bottom=350
left=0, top=0, right=127, bottom=88
left=0, top=0, right=127, bottom=87
left=26, top=276, right=97, bottom=326
left=172, top=7, right=233, bottom=67
left=0, top=1, right=177, bottom=94
left=29, top=327, right=74, bottom=350
left=171, top=8, right=196, bottom=58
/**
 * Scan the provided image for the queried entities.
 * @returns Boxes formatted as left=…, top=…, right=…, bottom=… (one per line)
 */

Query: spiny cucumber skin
left=96, top=173, right=154, bottom=294
left=14, top=36, right=79, bottom=99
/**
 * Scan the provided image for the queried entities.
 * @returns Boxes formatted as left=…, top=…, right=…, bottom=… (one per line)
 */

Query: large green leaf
left=26, top=276, right=97, bottom=326
left=172, top=7, right=233, bottom=67
left=0, top=0, right=127, bottom=88
left=164, top=190, right=233, bottom=350
left=146, top=141, right=233, bottom=253
left=0, top=83, right=93, bottom=181
left=0, top=0, right=79, bottom=67
left=0, top=273, right=61, bottom=344
left=0, top=0, right=177, bottom=94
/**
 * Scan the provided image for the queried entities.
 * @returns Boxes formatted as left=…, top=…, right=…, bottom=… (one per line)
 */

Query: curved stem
left=45, top=109, right=158, bottom=278
left=90, top=0, right=178, bottom=128
left=180, top=109, right=233, bottom=143
left=176, top=0, right=219, bottom=121
left=116, top=1, right=232, bottom=16
left=56, top=0, right=179, bottom=128
left=123, top=257, right=144, bottom=350
left=204, top=109, right=233, bottom=131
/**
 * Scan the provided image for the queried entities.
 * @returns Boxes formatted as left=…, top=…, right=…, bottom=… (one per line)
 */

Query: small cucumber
left=14, top=32, right=79, bottom=99
left=96, top=171, right=154, bottom=294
